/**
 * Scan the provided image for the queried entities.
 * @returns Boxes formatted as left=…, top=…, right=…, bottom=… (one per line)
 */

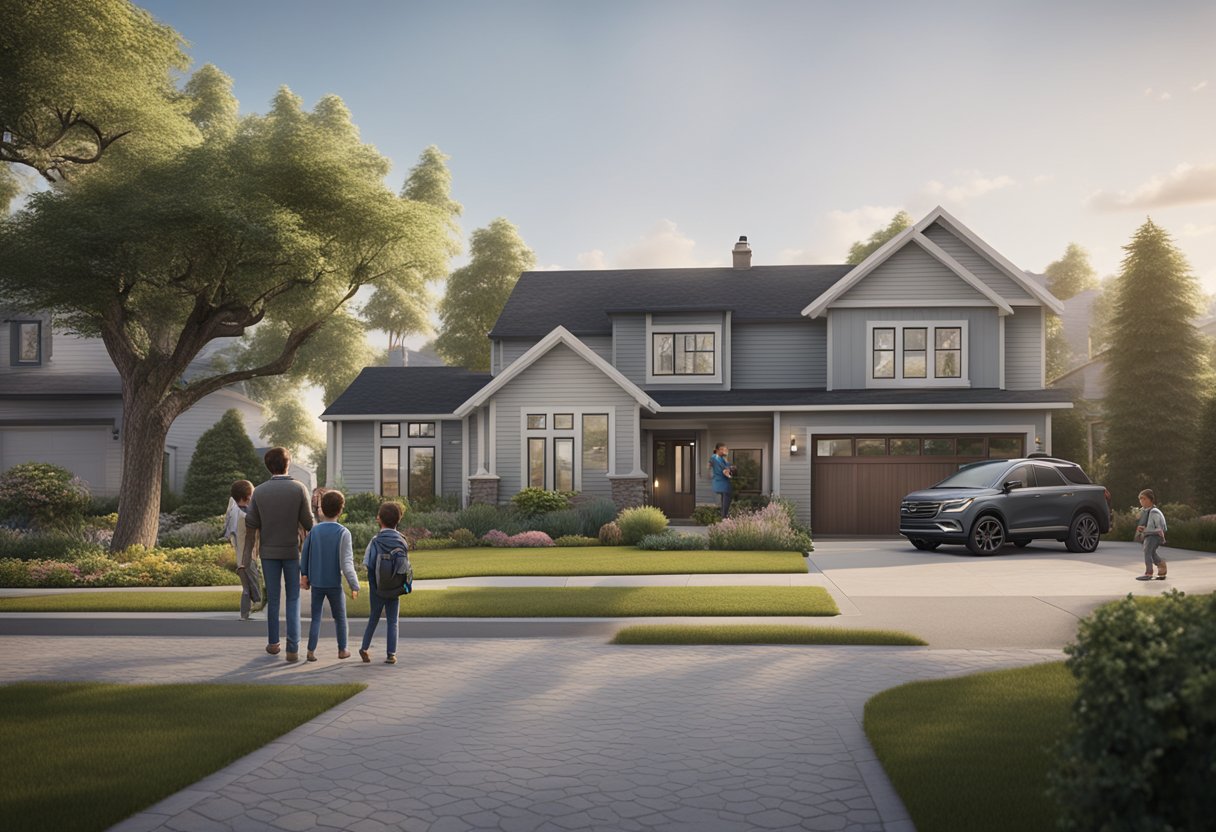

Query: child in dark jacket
left=360, top=501, right=408, bottom=665
left=300, top=490, right=360, bottom=661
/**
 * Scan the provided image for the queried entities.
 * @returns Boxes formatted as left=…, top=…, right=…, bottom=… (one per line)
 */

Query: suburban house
left=322, top=206, right=1072, bottom=534
left=0, top=321, right=310, bottom=497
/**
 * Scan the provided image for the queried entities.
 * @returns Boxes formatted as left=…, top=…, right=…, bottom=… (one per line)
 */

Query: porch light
left=654, top=478, right=660, bottom=490
left=789, top=433, right=798, bottom=455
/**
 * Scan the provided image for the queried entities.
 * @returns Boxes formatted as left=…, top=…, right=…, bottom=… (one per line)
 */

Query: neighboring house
left=0, top=319, right=311, bottom=496
left=322, top=206, right=1070, bottom=534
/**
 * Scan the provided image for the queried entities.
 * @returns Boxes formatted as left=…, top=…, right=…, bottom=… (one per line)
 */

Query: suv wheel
left=1065, top=512, right=1101, bottom=553
left=911, top=539, right=940, bottom=551
left=967, top=515, right=1006, bottom=555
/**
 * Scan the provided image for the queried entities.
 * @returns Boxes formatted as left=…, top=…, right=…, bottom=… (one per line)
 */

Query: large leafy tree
left=0, top=0, right=193, bottom=180
left=436, top=218, right=536, bottom=371
left=260, top=397, right=324, bottom=459
left=1103, top=220, right=1207, bottom=506
left=0, top=67, right=454, bottom=549
left=845, top=211, right=910, bottom=265
left=1044, top=243, right=1098, bottom=301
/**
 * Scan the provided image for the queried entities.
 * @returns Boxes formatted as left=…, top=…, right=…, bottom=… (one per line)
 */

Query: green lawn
left=0, top=681, right=364, bottom=832
left=0, top=586, right=839, bottom=617
left=410, top=546, right=808, bottom=578
left=864, top=662, right=1075, bottom=832
left=612, top=624, right=925, bottom=645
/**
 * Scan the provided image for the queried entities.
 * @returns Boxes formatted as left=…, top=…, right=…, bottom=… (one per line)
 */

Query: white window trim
left=375, top=421, right=442, bottom=498
left=866, top=319, right=970, bottom=388
left=644, top=315, right=723, bottom=385
left=518, top=407, right=615, bottom=491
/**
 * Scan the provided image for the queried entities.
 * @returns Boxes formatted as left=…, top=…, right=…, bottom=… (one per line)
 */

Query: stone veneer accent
left=468, top=476, right=500, bottom=506
left=608, top=476, right=648, bottom=510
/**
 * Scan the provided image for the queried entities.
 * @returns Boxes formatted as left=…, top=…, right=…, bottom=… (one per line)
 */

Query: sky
left=133, top=0, right=1216, bottom=415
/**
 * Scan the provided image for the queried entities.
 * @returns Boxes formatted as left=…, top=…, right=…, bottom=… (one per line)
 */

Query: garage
left=810, top=434, right=1026, bottom=535
left=0, top=425, right=115, bottom=495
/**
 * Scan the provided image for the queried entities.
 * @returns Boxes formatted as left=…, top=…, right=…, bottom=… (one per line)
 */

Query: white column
left=325, top=421, right=335, bottom=486
left=772, top=412, right=781, bottom=496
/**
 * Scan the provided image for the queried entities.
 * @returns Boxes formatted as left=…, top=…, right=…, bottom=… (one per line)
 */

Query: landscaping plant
left=575, top=498, right=618, bottom=537
left=1050, top=590, right=1216, bottom=832
left=552, top=535, right=600, bottom=547
left=0, top=462, right=91, bottom=529
left=636, top=532, right=704, bottom=551
left=691, top=504, right=722, bottom=526
left=598, top=521, right=623, bottom=545
left=455, top=503, right=504, bottom=537
left=533, top=509, right=583, bottom=539
left=708, top=502, right=812, bottom=552
left=616, top=506, right=668, bottom=545
left=177, top=410, right=267, bottom=522
left=510, top=487, right=574, bottom=516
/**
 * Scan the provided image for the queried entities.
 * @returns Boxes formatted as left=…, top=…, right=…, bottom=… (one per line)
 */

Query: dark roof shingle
left=321, top=367, right=492, bottom=417
left=489, top=266, right=853, bottom=338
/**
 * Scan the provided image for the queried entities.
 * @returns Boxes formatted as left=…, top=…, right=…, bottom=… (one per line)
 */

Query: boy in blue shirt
left=300, top=490, right=360, bottom=661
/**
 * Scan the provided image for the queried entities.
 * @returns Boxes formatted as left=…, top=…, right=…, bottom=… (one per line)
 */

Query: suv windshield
left=933, top=461, right=1008, bottom=489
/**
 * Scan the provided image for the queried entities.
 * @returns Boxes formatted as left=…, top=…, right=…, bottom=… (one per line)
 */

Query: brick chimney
left=732, top=236, right=752, bottom=270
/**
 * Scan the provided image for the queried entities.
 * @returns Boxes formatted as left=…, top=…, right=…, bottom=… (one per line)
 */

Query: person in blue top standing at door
left=709, top=442, right=734, bottom=519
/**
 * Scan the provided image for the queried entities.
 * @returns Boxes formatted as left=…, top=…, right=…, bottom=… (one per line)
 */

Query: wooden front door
left=652, top=437, right=696, bottom=519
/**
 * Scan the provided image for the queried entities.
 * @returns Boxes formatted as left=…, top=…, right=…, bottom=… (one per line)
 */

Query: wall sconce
left=111, top=426, right=120, bottom=441
left=653, top=478, right=660, bottom=490
left=789, top=433, right=799, bottom=455
left=1034, top=435, right=1043, bottom=452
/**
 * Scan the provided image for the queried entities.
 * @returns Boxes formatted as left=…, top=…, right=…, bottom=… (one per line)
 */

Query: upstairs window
left=10, top=320, right=42, bottom=366
left=867, top=321, right=968, bottom=387
left=407, top=422, right=436, bottom=438
left=652, top=332, right=715, bottom=376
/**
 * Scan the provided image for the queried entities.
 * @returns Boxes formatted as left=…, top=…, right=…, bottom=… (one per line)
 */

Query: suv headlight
left=940, top=498, right=974, bottom=513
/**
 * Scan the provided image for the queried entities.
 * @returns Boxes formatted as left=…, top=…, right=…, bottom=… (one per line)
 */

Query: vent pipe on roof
left=732, top=236, right=752, bottom=270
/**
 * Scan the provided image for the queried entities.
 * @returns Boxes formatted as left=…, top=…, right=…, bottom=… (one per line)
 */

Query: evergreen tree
left=1193, top=395, right=1216, bottom=514
left=1103, top=220, right=1207, bottom=507
left=1044, top=243, right=1098, bottom=301
left=436, top=218, right=536, bottom=370
left=845, top=211, right=910, bottom=265
left=178, top=409, right=267, bottom=521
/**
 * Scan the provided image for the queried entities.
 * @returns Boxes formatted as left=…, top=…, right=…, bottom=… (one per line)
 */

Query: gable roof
left=488, top=265, right=852, bottom=338
left=801, top=206, right=1065, bottom=319
left=454, top=326, right=660, bottom=416
left=321, top=367, right=492, bottom=419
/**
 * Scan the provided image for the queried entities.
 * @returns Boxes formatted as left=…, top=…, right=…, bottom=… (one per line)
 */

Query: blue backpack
left=371, top=531, right=413, bottom=600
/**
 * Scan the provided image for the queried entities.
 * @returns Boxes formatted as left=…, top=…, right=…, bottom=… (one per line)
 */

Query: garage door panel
left=0, top=427, right=111, bottom=494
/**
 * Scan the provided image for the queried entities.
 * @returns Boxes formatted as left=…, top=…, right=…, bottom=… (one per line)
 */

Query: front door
left=652, top=438, right=696, bottom=519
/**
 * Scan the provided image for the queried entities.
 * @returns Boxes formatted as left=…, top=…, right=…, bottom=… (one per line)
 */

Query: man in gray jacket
left=240, top=447, right=313, bottom=662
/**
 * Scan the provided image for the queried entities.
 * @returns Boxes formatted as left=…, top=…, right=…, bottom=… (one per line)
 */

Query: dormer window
left=10, top=320, right=42, bottom=366
left=867, top=320, right=968, bottom=387
left=645, top=316, right=723, bottom=384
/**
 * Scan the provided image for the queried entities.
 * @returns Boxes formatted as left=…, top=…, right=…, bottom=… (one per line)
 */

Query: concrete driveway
left=806, top=537, right=1216, bottom=648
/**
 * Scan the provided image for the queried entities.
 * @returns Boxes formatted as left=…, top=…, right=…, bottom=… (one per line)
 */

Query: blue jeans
left=308, top=586, right=348, bottom=652
left=361, top=587, right=399, bottom=656
left=261, top=558, right=301, bottom=654
left=718, top=490, right=732, bottom=518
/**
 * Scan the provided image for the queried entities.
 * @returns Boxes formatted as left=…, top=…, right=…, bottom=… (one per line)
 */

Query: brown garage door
left=811, top=435, right=1025, bottom=535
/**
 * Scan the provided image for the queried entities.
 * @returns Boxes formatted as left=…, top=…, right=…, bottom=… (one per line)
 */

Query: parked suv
left=899, top=456, right=1113, bottom=555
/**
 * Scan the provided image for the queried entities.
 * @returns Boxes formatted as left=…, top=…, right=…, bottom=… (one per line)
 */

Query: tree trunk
left=110, top=403, right=174, bottom=551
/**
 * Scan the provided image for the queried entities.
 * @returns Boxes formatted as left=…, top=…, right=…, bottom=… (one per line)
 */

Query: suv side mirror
left=1003, top=480, right=1024, bottom=492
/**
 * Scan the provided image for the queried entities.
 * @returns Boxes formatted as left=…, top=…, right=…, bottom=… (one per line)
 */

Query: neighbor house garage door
left=0, top=426, right=112, bottom=494
left=811, top=434, right=1025, bottom=535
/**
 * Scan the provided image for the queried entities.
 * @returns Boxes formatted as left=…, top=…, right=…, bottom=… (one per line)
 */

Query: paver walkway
left=0, top=635, right=1059, bottom=832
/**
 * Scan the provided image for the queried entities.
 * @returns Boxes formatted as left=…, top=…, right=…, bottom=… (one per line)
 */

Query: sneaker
left=359, top=649, right=370, bottom=663
left=306, top=651, right=317, bottom=662
left=285, top=652, right=299, bottom=663
left=385, top=654, right=397, bottom=665
left=338, top=650, right=350, bottom=660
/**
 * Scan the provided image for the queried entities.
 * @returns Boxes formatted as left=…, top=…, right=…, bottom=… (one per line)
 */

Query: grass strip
left=864, top=662, right=1074, bottom=832
left=0, top=586, right=838, bottom=617
left=0, top=681, right=364, bottom=832
left=612, top=624, right=925, bottom=645
left=411, top=547, right=808, bottom=579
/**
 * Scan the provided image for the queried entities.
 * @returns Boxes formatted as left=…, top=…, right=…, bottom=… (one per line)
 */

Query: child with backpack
left=300, top=490, right=360, bottom=661
left=360, top=501, right=413, bottom=664
left=1135, top=488, right=1168, bottom=580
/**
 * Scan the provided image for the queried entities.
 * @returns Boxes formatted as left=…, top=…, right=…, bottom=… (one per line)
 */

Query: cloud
left=923, top=171, right=1016, bottom=204
left=1088, top=162, right=1216, bottom=210
left=575, top=220, right=724, bottom=270
left=1032, top=174, right=1054, bottom=186
left=1159, top=91, right=1172, bottom=101
left=1192, top=80, right=1209, bottom=92
left=533, top=263, right=566, bottom=271
left=778, top=205, right=902, bottom=265
left=1179, top=222, right=1216, bottom=237
left=1144, top=87, right=1154, bottom=96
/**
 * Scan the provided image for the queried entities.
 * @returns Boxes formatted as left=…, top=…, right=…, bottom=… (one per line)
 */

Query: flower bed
left=0, top=543, right=240, bottom=588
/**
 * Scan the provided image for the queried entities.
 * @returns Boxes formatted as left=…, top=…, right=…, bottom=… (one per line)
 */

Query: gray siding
left=467, top=412, right=479, bottom=474
left=922, top=222, right=1036, bottom=302
left=164, top=390, right=266, bottom=494
left=836, top=244, right=991, bottom=305
left=340, top=421, right=374, bottom=492
left=732, top=322, right=826, bottom=389
left=441, top=420, right=462, bottom=499
left=491, top=343, right=637, bottom=501
left=613, top=315, right=646, bottom=385
left=499, top=336, right=612, bottom=372
left=829, top=307, right=1001, bottom=389
left=1005, top=307, right=1044, bottom=390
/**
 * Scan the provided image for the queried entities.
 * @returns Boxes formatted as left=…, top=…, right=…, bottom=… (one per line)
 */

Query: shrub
left=553, top=535, right=600, bottom=547
left=616, top=506, right=668, bottom=545
left=172, top=563, right=241, bottom=586
left=88, top=513, right=119, bottom=531
left=411, top=537, right=463, bottom=550
left=401, top=527, right=432, bottom=546
left=0, top=462, right=91, bottom=528
left=510, top=487, right=573, bottom=516
left=410, top=494, right=460, bottom=512
left=1050, top=591, right=1216, bottom=831
left=86, top=495, right=121, bottom=516
left=0, top=527, right=103, bottom=560
left=691, top=504, right=722, bottom=526
left=344, top=492, right=409, bottom=522
left=533, top=509, right=583, bottom=539
left=728, top=494, right=771, bottom=517
left=456, top=503, right=505, bottom=537
left=0, top=557, right=33, bottom=586
left=450, top=528, right=478, bottom=547
left=162, top=544, right=231, bottom=568
left=708, top=503, right=812, bottom=552
left=598, top=521, right=622, bottom=546
left=26, top=558, right=84, bottom=587
left=636, top=532, right=703, bottom=550
left=406, top=511, right=459, bottom=536
left=178, top=409, right=267, bottom=522
left=481, top=529, right=509, bottom=547
left=503, top=531, right=555, bottom=547
left=345, top=521, right=379, bottom=553
left=158, top=517, right=224, bottom=548
left=1158, top=502, right=1198, bottom=522
left=575, top=498, right=618, bottom=537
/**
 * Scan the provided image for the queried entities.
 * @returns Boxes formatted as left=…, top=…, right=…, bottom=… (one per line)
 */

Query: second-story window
left=10, top=320, right=42, bottom=366
left=867, top=321, right=968, bottom=387
left=652, top=332, right=715, bottom=376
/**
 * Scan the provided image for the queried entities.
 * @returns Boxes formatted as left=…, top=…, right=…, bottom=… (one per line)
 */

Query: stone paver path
left=0, top=636, right=1060, bottom=832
